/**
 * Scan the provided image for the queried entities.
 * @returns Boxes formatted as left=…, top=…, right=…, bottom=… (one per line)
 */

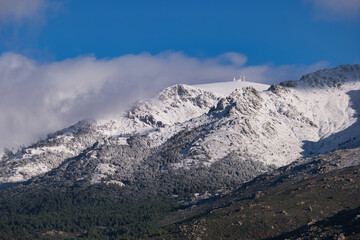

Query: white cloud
left=306, top=0, right=360, bottom=20
left=0, top=51, right=328, bottom=150
left=0, top=0, right=47, bottom=22
left=214, top=52, right=248, bottom=67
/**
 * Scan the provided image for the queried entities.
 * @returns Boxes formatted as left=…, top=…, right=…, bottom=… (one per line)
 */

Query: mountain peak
left=298, top=64, right=360, bottom=88
left=2, top=64, right=360, bottom=186
left=128, top=84, right=218, bottom=127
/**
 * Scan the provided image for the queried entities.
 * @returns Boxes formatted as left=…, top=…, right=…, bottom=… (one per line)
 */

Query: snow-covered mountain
left=1, top=64, right=359, bottom=191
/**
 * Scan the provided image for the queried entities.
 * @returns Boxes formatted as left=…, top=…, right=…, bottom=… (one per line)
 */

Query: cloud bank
left=0, top=51, right=327, bottom=150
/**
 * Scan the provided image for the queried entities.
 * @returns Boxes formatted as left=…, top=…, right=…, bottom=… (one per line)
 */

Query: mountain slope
left=0, top=64, right=360, bottom=239
left=0, top=64, right=359, bottom=190
left=157, top=147, right=360, bottom=239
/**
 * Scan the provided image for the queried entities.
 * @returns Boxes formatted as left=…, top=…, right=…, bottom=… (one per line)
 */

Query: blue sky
left=1, top=0, right=359, bottom=66
left=0, top=0, right=359, bottom=149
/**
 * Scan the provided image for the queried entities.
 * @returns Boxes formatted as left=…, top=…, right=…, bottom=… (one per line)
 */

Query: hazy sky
left=0, top=0, right=359, bottom=150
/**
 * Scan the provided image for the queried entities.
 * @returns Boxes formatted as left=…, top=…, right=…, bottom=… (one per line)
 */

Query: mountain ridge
left=1, top=64, right=360, bottom=239
left=1, top=64, right=360, bottom=186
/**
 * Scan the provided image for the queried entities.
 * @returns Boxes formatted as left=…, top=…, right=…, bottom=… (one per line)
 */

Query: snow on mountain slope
left=128, top=84, right=219, bottom=127
left=1, top=64, right=359, bottom=184
left=298, top=64, right=360, bottom=88
left=175, top=80, right=360, bottom=169
left=154, top=64, right=360, bottom=169
left=0, top=85, right=219, bottom=183
left=193, top=81, right=270, bottom=97
left=84, top=71, right=360, bottom=185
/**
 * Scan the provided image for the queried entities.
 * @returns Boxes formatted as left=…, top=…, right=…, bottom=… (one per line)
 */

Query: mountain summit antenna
left=233, top=73, right=246, bottom=82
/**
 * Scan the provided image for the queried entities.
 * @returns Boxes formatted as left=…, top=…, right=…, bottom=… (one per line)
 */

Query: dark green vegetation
left=158, top=157, right=360, bottom=239
left=0, top=184, right=178, bottom=239
left=0, top=129, right=273, bottom=240
left=1, top=148, right=359, bottom=239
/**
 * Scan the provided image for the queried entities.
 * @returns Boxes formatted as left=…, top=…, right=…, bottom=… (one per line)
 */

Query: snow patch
left=193, top=81, right=270, bottom=97
left=91, top=163, right=118, bottom=184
